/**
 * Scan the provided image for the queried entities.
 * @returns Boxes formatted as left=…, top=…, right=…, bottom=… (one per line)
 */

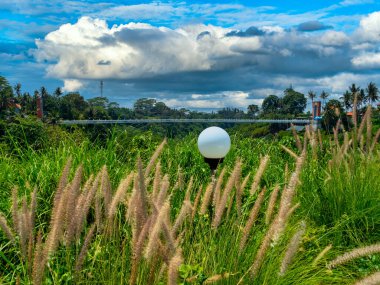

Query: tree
left=133, top=98, right=156, bottom=117
left=320, top=90, right=329, bottom=107
left=366, top=82, right=379, bottom=105
left=308, top=90, right=316, bottom=105
left=322, top=99, right=344, bottom=132
left=348, top=84, right=365, bottom=108
left=152, top=101, right=171, bottom=117
left=14, top=83, right=22, bottom=99
left=88, top=97, right=109, bottom=109
left=39, top=86, right=60, bottom=119
left=108, top=102, right=120, bottom=109
left=349, top=83, right=360, bottom=96
left=282, top=88, right=307, bottom=115
left=107, top=102, right=121, bottom=119
left=247, top=104, right=259, bottom=117
left=217, top=107, right=244, bottom=119
left=60, top=92, right=88, bottom=119
left=0, top=76, right=14, bottom=115
left=340, top=91, right=352, bottom=111
left=54, top=87, right=63, bottom=97
left=21, top=92, right=33, bottom=114
left=262, top=95, right=281, bottom=114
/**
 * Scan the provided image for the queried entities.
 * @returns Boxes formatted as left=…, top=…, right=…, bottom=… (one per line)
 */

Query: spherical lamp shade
left=197, top=126, right=231, bottom=159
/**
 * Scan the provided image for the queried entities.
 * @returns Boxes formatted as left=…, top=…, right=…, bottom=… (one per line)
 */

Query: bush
left=0, top=117, right=48, bottom=154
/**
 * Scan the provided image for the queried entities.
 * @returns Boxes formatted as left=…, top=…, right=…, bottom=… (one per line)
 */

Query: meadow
left=0, top=109, right=379, bottom=284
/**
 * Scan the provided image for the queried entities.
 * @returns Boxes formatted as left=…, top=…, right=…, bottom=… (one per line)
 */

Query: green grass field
left=0, top=117, right=379, bottom=284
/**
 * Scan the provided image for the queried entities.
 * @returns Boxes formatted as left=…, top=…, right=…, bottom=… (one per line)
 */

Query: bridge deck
left=59, top=119, right=312, bottom=125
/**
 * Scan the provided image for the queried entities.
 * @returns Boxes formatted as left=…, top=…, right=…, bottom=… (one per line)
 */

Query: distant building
left=37, top=95, right=43, bottom=118
left=312, top=101, right=321, bottom=119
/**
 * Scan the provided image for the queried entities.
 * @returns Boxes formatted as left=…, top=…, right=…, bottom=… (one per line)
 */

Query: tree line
left=1, top=76, right=379, bottom=125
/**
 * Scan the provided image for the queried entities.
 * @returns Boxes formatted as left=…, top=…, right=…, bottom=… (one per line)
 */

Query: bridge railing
left=58, top=119, right=312, bottom=125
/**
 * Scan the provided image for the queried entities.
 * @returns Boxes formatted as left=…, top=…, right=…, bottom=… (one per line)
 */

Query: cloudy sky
left=1, top=0, right=380, bottom=110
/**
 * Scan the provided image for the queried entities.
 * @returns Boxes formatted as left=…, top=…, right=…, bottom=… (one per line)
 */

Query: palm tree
left=359, top=89, right=366, bottom=106
left=320, top=90, right=329, bottom=108
left=0, top=76, right=13, bottom=114
left=366, top=82, right=379, bottom=105
left=308, top=90, right=317, bottom=117
left=308, top=90, right=316, bottom=104
left=54, top=87, right=63, bottom=97
left=349, top=83, right=361, bottom=106
left=340, top=91, right=352, bottom=111
left=14, top=83, right=22, bottom=98
left=349, top=83, right=360, bottom=95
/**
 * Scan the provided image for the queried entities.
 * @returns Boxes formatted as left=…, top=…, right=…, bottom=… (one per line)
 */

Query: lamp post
left=197, top=126, right=231, bottom=171
left=198, top=126, right=231, bottom=217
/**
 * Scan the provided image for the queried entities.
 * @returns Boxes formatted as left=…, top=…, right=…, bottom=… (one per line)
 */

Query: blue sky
left=1, top=0, right=380, bottom=110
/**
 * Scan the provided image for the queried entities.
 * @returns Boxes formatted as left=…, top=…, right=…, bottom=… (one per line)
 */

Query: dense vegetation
left=1, top=74, right=380, bottom=143
left=1, top=76, right=378, bottom=123
left=1, top=74, right=380, bottom=284
left=0, top=102, right=379, bottom=284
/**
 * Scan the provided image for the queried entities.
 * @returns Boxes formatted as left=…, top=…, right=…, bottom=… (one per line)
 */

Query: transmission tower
left=100, top=80, right=104, bottom=98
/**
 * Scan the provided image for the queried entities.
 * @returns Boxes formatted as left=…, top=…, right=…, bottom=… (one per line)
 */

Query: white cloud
left=320, top=30, right=349, bottom=46
left=351, top=52, right=380, bottom=68
left=165, top=91, right=262, bottom=109
left=63, top=79, right=84, bottom=92
left=314, top=72, right=380, bottom=92
left=356, top=11, right=380, bottom=42
left=31, top=12, right=380, bottom=108
left=93, top=3, right=186, bottom=21
left=34, top=17, right=264, bottom=80
left=340, top=0, right=373, bottom=6
left=0, top=53, right=27, bottom=61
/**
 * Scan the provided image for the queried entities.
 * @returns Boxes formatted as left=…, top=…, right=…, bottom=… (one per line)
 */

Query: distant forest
left=1, top=75, right=379, bottom=132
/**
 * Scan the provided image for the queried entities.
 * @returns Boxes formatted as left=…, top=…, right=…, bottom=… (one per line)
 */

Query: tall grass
left=0, top=112, right=379, bottom=284
left=299, top=107, right=380, bottom=244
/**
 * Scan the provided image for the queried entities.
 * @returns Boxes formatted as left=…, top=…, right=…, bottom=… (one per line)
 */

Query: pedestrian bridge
left=59, top=119, right=312, bottom=125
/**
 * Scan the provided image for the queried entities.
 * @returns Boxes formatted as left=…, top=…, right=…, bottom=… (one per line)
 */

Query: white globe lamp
left=197, top=126, right=231, bottom=170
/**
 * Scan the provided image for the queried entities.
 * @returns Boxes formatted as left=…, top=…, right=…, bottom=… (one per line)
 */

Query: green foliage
left=247, top=104, right=259, bottom=117
left=0, top=116, right=48, bottom=153
left=60, top=92, right=88, bottom=119
left=261, top=88, right=307, bottom=116
left=299, top=152, right=380, bottom=245
left=282, top=88, right=307, bottom=115
left=322, top=99, right=350, bottom=132
left=1, top=75, right=380, bottom=284
left=1, top=75, right=379, bottom=127
left=262, top=95, right=281, bottom=114
left=0, top=125, right=379, bottom=284
left=0, top=76, right=14, bottom=117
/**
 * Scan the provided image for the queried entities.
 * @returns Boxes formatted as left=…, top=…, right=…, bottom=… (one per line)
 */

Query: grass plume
left=279, top=221, right=306, bottom=276
left=240, top=187, right=266, bottom=250
left=327, top=243, right=380, bottom=269
left=250, top=155, right=269, bottom=195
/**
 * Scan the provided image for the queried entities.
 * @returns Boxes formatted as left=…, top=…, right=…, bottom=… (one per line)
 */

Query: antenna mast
left=100, top=80, right=104, bottom=98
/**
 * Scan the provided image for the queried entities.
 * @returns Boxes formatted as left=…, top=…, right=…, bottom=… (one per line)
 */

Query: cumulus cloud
left=352, top=52, right=380, bottom=68
left=356, top=11, right=380, bottom=42
left=319, top=30, right=349, bottom=46
left=34, top=17, right=265, bottom=80
left=31, top=12, right=380, bottom=109
left=63, top=79, right=84, bottom=92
